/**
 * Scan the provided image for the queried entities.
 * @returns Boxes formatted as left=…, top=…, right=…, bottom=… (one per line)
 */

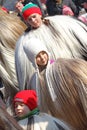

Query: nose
left=40, top=54, right=44, bottom=60
left=16, top=105, right=21, bottom=110
left=31, top=18, right=35, bottom=22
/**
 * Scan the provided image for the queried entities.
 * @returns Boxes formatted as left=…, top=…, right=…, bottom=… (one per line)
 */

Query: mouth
left=42, top=60, right=46, bottom=64
left=17, top=112, right=22, bottom=116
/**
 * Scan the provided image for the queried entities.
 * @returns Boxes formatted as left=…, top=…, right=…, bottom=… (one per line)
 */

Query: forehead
left=15, top=101, right=24, bottom=105
left=15, top=1, right=22, bottom=5
left=37, top=51, right=48, bottom=56
left=18, top=0, right=24, bottom=2
left=28, top=13, right=41, bottom=18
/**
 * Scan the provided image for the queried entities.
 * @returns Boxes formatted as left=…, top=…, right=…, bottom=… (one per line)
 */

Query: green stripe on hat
left=22, top=3, right=38, bottom=13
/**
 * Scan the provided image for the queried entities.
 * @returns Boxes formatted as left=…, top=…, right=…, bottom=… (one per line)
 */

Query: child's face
left=15, top=1, right=24, bottom=12
left=14, top=101, right=31, bottom=118
left=36, top=51, right=49, bottom=66
left=27, top=13, right=42, bottom=28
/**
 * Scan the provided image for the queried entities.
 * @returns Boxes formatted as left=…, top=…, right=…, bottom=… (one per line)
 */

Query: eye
left=28, top=17, right=32, bottom=22
left=28, top=15, right=36, bottom=22
left=21, top=103, right=24, bottom=106
left=36, top=56, right=40, bottom=60
left=42, top=52, right=45, bottom=55
left=33, top=15, right=36, bottom=18
left=15, top=104, right=18, bottom=108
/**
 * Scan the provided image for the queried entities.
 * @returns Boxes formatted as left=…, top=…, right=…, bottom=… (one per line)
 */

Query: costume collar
left=18, top=108, right=39, bottom=120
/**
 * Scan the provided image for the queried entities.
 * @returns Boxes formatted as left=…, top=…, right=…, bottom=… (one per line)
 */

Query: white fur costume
left=15, top=15, right=87, bottom=90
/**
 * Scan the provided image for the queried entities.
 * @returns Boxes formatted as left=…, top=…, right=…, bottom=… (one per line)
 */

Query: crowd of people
left=13, top=0, right=87, bottom=23
left=1, top=0, right=87, bottom=130
left=1, top=0, right=87, bottom=23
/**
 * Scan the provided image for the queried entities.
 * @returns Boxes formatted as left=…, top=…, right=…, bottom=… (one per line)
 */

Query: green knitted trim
left=18, top=108, right=39, bottom=120
left=22, top=3, right=38, bottom=12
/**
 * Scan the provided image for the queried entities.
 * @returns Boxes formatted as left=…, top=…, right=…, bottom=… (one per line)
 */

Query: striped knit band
left=22, top=3, right=42, bottom=20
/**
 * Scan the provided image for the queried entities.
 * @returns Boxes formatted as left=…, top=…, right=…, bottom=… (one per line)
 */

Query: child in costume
left=23, top=37, right=87, bottom=129
left=13, top=90, right=72, bottom=130
left=15, top=4, right=87, bottom=129
left=23, top=37, right=55, bottom=113
left=23, top=37, right=54, bottom=70
left=15, top=2, right=87, bottom=91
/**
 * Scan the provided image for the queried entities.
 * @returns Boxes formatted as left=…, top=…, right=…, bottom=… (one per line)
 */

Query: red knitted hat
left=1, top=7, right=8, bottom=13
left=22, top=3, right=42, bottom=20
left=13, top=90, right=37, bottom=110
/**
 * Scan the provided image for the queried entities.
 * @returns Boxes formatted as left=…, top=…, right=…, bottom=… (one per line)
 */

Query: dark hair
left=0, top=91, right=3, bottom=100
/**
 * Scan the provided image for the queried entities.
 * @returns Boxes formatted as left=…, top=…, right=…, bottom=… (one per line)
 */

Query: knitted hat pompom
left=22, top=3, right=42, bottom=20
left=13, top=90, right=37, bottom=110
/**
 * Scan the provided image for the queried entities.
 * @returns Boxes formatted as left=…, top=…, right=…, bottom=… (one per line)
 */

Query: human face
left=26, top=13, right=42, bottom=28
left=14, top=102, right=30, bottom=118
left=36, top=51, right=49, bottom=66
left=82, top=2, right=87, bottom=9
left=15, top=1, right=24, bottom=12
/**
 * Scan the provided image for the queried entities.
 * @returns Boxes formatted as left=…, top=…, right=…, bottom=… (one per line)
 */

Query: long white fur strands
left=0, top=10, right=87, bottom=129
left=0, top=44, right=18, bottom=88
left=42, top=58, right=87, bottom=129
left=0, top=10, right=27, bottom=110
left=15, top=15, right=87, bottom=90
left=0, top=44, right=19, bottom=110
left=15, top=35, right=35, bottom=90
left=0, top=11, right=26, bottom=84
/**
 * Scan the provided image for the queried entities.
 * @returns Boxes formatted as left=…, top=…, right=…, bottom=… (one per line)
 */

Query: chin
left=17, top=113, right=24, bottom=117
left=33, top=24, right=41, bottom=28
